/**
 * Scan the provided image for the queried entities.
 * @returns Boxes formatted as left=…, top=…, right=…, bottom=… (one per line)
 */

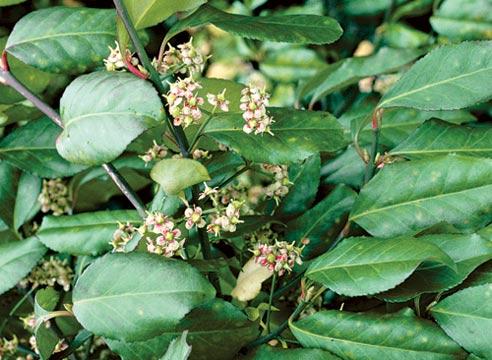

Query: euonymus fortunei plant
left=0, top=0, right=491, bottom=359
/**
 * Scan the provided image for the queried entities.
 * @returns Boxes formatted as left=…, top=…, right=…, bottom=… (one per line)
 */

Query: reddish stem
left=1, top=51, right=9, bottom=71
left=124, top=55, right=149, bottom=80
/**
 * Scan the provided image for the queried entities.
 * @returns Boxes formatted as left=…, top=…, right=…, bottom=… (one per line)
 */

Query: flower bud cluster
left=38, top=179, right=71, bottom=216
left=139, top=140, right=168, bottom=164
left=111, top=222, right=137, bottom=252
left=29, top=336, right=67, bottom=357
left=20, top=257, right=73, bottom=291
left=165, top=77, right=204, bottom=128
left=20, top=314, right=37, bottom=331
left=252, top=241, right=303, bottom=276
left=207, top=89, right=230, bottom=112
left=192, top=149, right=211, bottom=160
left=143, top=212, right=185, bottom=258
left=261, top=164, right=291, bottom=203
left=240, top=85, right=274, bottom=135
left=155, top=38, right=205, bottom=75
left=207, top=200, right=244, bottom=236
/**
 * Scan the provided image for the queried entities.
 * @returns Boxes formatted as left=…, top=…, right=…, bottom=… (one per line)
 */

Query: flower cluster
left=252, top=241, right=303, bottom=276
left=20, top=257, right=73, bottom=291
left=38, top=178, right=71, bottom=216
left=192, top=149, right=211, bottom=160
left=184, top=205, right=206, bottom=230
left=207, top=89, right=230, bottom=112
left=143, top=212, right=185, bottom=258
left=104, top=41, right=147, bottom=76
left=155, top=38, right=205, bottom=75
left=29, top=336, right=67, bottom=358
left=165, top=77, right=204, bottom=128
left=139, top=140, right=168, bottom=164
left=207, top=200, right=244, bottom=236
left=0, top=336, right=18, bottom=359
left=240, top=85, right=274, bottom=135
left=111, top=222, right=137, bottom=252
left=261, top=164, right=291, bottom=203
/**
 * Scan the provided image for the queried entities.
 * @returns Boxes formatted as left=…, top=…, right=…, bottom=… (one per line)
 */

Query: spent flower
left=139, top=140, right=168, bottom=164
left=20, top=257, right=74, bottom=291
left=38, top=178, right=71, bottom=216
left=111, top=222, right=137, bottom=252
left=155, top=38, right=205, bottom=75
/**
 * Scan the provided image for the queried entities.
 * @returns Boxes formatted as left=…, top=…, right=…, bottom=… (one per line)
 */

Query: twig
left=364, top=108, right=383, bottom=183
left=0, top=51, right=147, bottom=218
left=266, top=273, right=277, bottom=333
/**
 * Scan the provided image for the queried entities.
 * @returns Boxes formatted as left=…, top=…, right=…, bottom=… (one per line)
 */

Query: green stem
left=364, top=127, right=380, bottom=184
left=217, top=165, right=250, bottom=189
left=188, top=110, right=215, bottom=152
left=266, top=273, right=277, bottom=333
left=246, top=300, right=309, bottom=349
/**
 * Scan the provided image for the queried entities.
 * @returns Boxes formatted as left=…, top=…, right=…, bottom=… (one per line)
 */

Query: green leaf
left=0, top=118, right=88, bottom=178
left=150, top=158, right=210, bottom=196
left=460, top=261, right=492, bottom=289
left=204, top=108, right=348, bottom=165
left=431, top=0, right=492, bottom=41
left=35, top=322, right=59, bottom=360
left=380, top=233, right=492, bottom=302
left=37, top=210, right=142, bottom=256
left=379, top=41, right=492, bottom=110
left=72, top=252, right=215, bottom=341
left=197, top=78, right=245, bottom=114
left=342, top=0, right=407, bottom=15
left=306, top=236, right=455, bottom=296
left=254, top=345, right=341, bottom=359
left=322, top=146, right=366, bottom=189
left=57, top=71, right=165, bottom=165
left=0, top=0, right=26, bottom=6
left=391, top=120, right=492, bottom=159
left=291, top=309, right=466, bottom=359
left=431, top=284, right=492, bottom=358
left=350, top=155, right=492, bottom=237
left=301, top=47, right=423, bottom=105
left=106, top=299, right=258, bottom=360
left=379, top=23, right=431, bottom=49
left=277, top=154, right=320, bottom=217
left=0, top=37, right=51, bottom=105
left=13, top=171, right=41, bottom=230
left=6, top=7, right=116, bottom=73
left=165, top=4, right=342, bottom=45
left=0, top=237, right=47, bottom=295
left=260, top=47, right=327, bottom=83
left=34, top=287, right=59, bottom=319
left=160, top=331, right=191, bottom=360
left=124, top=0, right=206, bottom=30
left=0, top=161, right=19, bottom=228
left=285, top=185, right=357, bottom=258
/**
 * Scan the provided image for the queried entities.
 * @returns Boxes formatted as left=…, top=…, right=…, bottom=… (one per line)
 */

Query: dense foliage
left=0, top=0, right=492, bottom=359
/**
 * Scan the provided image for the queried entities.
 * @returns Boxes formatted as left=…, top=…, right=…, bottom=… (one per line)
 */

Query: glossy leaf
left=106, top=299, right=258, bottom=360
left=277, top=154, right=320, bottom=217
left=322, top=146, right=366, bottom=189
left=0, top=237, right=47, bottom=295
left=13, top=171, right=41, bottom=230
left=150, top=158, right=211, bottom=195
left=431, top=0, right=492, bottom=41
left=0, top=161, right=19, bottom=228
left=460, top=261, right=492, bottom=289
left=57, top=71, right=165, bottom=165
left=301, top=47, right=423, bottom=105
left=204, top=108, right=348, bottom=165
left=6, top=7, right=116, bottom=73
left=72, top=252, right=215, bottom=341
left=0, top=117, right=88, bottom=178
left=160, top=331, right=191, bottom=360
left=379, top=23, right=431, bottom=48
left=285, top=185, right=357, bottom=258
left=165, top=4, right=342, bottom=45
left=254, top=345, right=341, bottom=360
left=0, top=37, right=51, bottom=105
left=350, top=155, right=492, bottom=237
left=381, top=233, right=492, bottom=302
left=431, top=284, right=492, bottom=358
left=379, top=41, right=492, bottom=110
left=34, top=287, right=59, bottom=319
left=391, top=120, right=492, bottom=159
left=342, top=0, right=407, bottom=15
left=124, top=0, right=206, bottom=30
left=37, top=210, right=142, bottom=256
left=291, top=309, right=466, bottom=359
left=306, top=236, right=455, bottom=296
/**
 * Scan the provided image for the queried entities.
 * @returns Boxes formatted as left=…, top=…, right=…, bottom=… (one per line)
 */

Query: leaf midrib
left=74, top=290, right=206, bottom=305
left=391, top=147, right=492, bottom=156
left=8, top=31, right=115, bottom=47
left=350, top=184, right=492, bottom=221
left=432, top=308, right=491, bottom=320
left=379, top=66, right=492, bottom=107
left=63, top=111, right=152, bottom=128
